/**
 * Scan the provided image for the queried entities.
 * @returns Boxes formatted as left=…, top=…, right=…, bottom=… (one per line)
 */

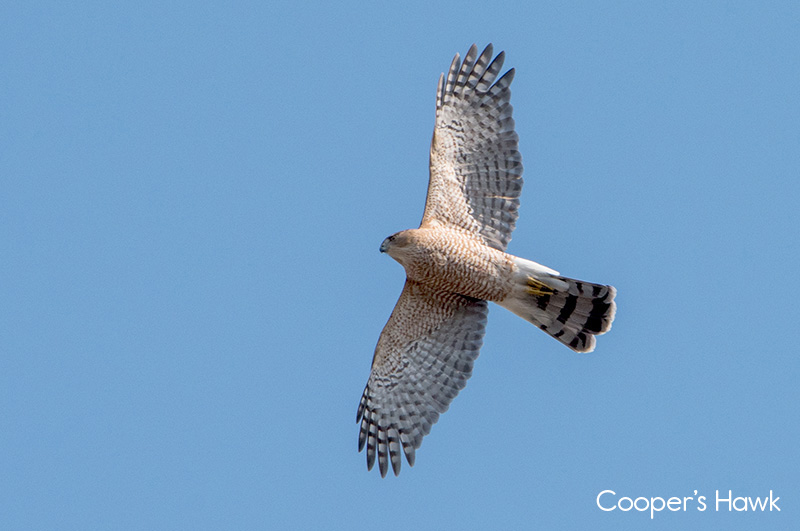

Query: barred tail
left=498, top=257, right=616, bottom=353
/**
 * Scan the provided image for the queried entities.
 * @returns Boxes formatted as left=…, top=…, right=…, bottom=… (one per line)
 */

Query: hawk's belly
left=403, top=230, right=514, bottom=301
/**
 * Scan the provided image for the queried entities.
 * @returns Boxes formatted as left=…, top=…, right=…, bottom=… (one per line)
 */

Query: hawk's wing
left=421, top=44, right=523, bottom=252
left=357, top=280, right=488, bottom=477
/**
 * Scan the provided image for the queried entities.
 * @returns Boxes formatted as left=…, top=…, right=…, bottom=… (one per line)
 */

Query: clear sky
left=2, top=1, right=798, bottom=530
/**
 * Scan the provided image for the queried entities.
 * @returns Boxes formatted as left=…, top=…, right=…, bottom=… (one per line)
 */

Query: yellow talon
left=525, top=277, right=555, bottom=296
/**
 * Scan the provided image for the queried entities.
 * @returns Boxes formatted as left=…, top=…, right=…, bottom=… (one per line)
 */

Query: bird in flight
left=357, top=44, right=616, bottom=477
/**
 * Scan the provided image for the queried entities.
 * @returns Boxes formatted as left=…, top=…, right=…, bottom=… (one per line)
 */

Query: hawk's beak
left=379, top=240, right=389, bottom=253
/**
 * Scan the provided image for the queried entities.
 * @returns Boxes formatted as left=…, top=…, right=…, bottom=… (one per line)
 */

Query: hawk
left=357, top=44, right=616, bottom=477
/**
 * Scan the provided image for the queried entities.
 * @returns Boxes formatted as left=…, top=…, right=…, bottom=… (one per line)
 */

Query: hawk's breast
left=402, top=227, right=514, bottom=301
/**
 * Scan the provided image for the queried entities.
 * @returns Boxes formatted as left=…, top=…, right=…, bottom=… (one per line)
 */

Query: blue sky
left=2, top=1, right=799, bottom=529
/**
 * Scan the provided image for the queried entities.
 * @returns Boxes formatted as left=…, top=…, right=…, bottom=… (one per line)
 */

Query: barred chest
left=401, top=227, right=514, bottom=301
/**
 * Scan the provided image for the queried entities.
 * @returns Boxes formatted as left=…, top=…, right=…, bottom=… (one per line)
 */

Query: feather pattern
left=422, top=43, right=523, bottom=252
left=357, top=281, right=487, bottom=477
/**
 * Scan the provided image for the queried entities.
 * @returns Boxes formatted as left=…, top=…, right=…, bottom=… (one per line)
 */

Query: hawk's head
left=379, top=234, right=395, bottom=253
left=380, top=230, right=414, bottom=256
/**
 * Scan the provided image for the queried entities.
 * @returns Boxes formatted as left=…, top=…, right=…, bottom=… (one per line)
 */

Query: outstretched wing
left=357, top=280, right=488, bottom=477
left=421, top=44, right=523, bottom=252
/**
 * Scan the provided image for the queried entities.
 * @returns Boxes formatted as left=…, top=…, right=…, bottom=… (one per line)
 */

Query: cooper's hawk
left=357, top=44, right=616, bottom=477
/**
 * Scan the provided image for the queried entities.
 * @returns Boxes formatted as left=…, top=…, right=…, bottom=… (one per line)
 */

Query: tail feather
left=498, top=257, right=616, bottom=353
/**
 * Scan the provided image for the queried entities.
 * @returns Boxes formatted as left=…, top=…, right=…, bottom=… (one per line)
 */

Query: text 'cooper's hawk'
left=357, top=44, right=617, bottom=477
